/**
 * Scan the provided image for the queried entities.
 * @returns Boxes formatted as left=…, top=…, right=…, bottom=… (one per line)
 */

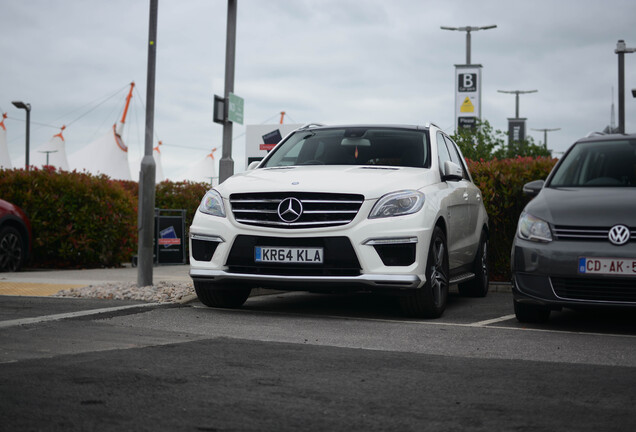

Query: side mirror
left=247, top=161, right=261, bottom=170
left=522, top=179, right=545, bottom=197
left=442, top=161, right=463, bottom=182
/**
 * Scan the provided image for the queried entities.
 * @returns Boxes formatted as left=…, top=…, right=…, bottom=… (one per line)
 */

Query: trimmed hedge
left=1, top=158, right=557, bottom=278
left=468, top=156, right=557, bottom=281
left=0, top=167, right=137, bottom=268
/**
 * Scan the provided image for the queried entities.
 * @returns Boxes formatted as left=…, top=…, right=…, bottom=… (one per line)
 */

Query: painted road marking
left=0, top=303, right=162, bottom=329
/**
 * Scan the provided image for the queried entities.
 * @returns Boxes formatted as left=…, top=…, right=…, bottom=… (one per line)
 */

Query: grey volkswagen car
left=511, top=133, right=636, bottom=322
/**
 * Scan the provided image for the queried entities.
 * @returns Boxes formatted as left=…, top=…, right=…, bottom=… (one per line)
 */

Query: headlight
left=369, top=190, right=425, bottom=219
left=517, top=211, right=552, bottom=242
left=198, top=189, right=226, bottom=217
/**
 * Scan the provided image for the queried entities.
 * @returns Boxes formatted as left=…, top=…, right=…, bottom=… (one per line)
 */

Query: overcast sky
left=1, top=0, right=635, bottom=180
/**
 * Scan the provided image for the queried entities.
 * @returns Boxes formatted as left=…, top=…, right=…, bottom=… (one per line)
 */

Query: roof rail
left=585, top=131, right=606, bottom=137
left=298, top=123, right=325, bottom=130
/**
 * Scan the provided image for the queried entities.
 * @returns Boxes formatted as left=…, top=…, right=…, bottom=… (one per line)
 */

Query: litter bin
left=155, top=208, right=187, bottom=265
left=132, top=208, right=187, bottom=266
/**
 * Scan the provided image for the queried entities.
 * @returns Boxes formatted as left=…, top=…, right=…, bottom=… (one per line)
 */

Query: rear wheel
left=194, top=281, right=251, bottom=308
left=399, top=226, right=449, bottom=318
left=0, top=226, right=25, bottom=272
left=514, top=300, right=551, bottom=323
left=458, top=230, right=489, bottom=297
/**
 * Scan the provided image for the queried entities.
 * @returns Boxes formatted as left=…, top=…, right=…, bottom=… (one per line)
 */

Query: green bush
left=468, top=156, right=557, bottom=281
left=0, top=167, right=137, bottom=268
left=2, top=161, right=557, bottom=280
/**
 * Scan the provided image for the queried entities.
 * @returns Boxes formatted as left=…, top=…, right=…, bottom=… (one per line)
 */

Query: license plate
left=255, top=246, right=324, bottom=264
left=578, top=257, right=636, bottom=276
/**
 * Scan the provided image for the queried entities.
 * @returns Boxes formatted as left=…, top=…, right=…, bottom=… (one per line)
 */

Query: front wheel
left=399, top=226, right=449, bottom=318
left=194, top=281, right=251, bottom=309
left=514, top=300, right=550, bottom=323
left=0, top=226, right=25, bottom=272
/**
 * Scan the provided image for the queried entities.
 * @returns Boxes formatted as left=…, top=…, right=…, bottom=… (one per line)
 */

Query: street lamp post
left=615, top=39, right=635, bottom=134
left=497, top=90, right=538, bottom=118
left=39, top=150, right=58, bottom=166
left=219, top=0, right=238, bottom=184
left=531, top=128, right=561, bottom=150
left=440, top=25, right=497, bottom=65
left=11, top=101, right=31, bottom=170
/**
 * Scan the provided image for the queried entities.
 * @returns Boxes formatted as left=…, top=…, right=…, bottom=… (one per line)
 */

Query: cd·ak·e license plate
left=579, top=257, right=636, bottom=276
left=255, top=246, right=324, bottom=264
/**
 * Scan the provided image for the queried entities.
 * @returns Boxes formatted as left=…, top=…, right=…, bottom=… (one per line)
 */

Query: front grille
left=551, top=277, right=636, bottom=303
left=553, top=225, right=636, bottom=242
left=226, top=235, right=361, bottom=276
left=230, top=192, right=364, bottom=229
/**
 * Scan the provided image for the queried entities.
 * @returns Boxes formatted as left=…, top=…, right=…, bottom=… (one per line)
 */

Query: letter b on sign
left=458, top=73, right=477, bottom=92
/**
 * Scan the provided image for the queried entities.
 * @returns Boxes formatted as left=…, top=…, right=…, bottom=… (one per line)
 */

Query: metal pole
left=137, top=0, right=158, bottom=288
left=466, top=29, right=471, bottom=65
left=25, top=107, right=30, bottom=170
left=219, top=0, right=237, bottom=184
left=617, top=41, right=625, bottom=134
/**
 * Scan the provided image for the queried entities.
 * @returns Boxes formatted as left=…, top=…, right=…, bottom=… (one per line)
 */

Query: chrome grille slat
left=230, top=192, right=365, bottom=229
left=554, top=225, right=635, bottom=241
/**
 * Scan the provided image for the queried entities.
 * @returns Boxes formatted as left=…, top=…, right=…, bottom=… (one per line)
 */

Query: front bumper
left=511, top=237, right=636, bottom=309
left=190, top=268, right=422, bottom=292
left=189, top=200, right=436, bottom=292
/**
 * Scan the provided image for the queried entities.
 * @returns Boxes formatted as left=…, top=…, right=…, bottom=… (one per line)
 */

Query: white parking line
left=467, top=314, right=517, bottom=327
left=0, top=303, right=162, bottom=329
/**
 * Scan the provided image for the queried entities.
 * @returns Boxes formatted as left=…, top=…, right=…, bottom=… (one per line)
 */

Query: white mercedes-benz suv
left=190, top=124, right=489, bottom=318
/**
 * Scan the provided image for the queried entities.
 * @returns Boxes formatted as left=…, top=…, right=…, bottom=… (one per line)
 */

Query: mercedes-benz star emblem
left=277, top=197, right=303, bottom=223
left=608, top=224, right=630, bottom=246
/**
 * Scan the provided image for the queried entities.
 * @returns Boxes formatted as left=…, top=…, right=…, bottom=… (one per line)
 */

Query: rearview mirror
left=341, top=137, right=371, bottom=147
left=247, top=161, right=261, bottom=170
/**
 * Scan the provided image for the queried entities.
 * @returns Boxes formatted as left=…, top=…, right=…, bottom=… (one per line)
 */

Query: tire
left=0, top=226, right=25, bottom=272
left=194, top=281, right=251, bottom=309
left=458, top=230, right=489, bottom=297
left=399, top=226, right=449, bottom=318
left=514, top=300, right=551, bottom=323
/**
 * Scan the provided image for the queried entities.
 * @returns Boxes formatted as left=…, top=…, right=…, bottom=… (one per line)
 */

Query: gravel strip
left=54, top=281, right=195, bottom=303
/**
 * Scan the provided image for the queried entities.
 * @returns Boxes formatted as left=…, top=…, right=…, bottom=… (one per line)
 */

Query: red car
left=0, top=199, right=32, bottom=272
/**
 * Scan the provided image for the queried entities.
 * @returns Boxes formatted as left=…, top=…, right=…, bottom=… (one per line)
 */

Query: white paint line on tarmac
left=0, top=303, right=162, bottom=329
left=467, top=314, right=517, bottom=327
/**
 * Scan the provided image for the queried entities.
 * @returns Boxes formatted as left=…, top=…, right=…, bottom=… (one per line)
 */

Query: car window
left=442, top=135, right=470, bottom=180
left=436, top=132, right=452, bottom=174
left=262, top=128, right=430, bottom=168
left=549, top=139, right=636, bottom=187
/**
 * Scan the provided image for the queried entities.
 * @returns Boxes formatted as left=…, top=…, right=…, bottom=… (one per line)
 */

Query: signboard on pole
left=507, top=118, right=527, bottom=147
left=228, top=92, right=244, bottom=124
left=455, top=65, right=482, bottom=131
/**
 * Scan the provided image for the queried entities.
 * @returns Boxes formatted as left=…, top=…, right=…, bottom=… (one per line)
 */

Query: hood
left=525, top=187, right=636, bottom=226
left=216, top=166, right=437, bottom=199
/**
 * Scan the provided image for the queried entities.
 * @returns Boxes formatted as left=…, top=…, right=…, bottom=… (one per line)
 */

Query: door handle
left=463, top=192, right=469, bottom=200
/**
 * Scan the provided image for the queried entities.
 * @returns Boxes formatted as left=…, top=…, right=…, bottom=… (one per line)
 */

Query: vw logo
left=608, top=225, right=630, bottom=246
left=277, top=197, right=303, bottom=223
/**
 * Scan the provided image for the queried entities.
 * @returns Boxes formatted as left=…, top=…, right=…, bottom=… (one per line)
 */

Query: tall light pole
left=440, top=25, right=497, bottom=65
left=137, top=0, right=158, bottom=288
left=615, top=39, right=635, bottom=134
left=497, top=90, right=538, bottom=118
left=531, top=127, right=560, bottom=150
left=11, top=101, right=30, bottom=170
left=219, top=0, right=238, bottom=184
left=39, top=149, right=58, bottom=166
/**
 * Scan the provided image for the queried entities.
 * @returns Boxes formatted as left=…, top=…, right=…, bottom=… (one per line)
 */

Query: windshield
left=549, top=139, right=636, bottom=187
left=261, top=127, right=430, bottom=168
